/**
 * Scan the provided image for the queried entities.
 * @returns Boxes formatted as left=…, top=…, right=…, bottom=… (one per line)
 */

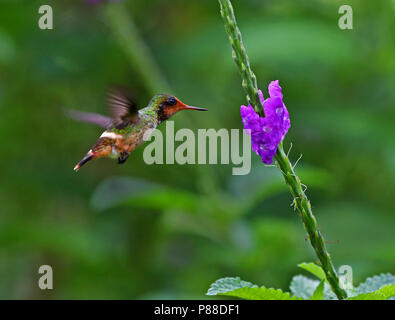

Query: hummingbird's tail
left=74, top=137, right=114, bottom=171
left=74, top=152, right=94, bottom=171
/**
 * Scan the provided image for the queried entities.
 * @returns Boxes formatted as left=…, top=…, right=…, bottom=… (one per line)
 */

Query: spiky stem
left=218, top=0, right=347, bottom=300
left=218, top=0, right=261, bottom=114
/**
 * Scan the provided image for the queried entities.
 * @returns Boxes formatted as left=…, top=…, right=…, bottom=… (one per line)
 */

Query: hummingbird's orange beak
left=177, top=100, right=207, bottom=111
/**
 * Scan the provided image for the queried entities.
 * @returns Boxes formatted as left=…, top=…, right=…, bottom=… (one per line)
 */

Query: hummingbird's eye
left=167, top=97, right=177, bottom=106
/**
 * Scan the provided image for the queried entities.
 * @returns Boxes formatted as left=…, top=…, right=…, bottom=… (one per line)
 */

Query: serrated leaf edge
left=207, top=277, right=302, bottom=300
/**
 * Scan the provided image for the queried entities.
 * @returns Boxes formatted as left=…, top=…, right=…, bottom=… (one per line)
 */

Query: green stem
left=218, top=0, right=347, bottom=300
left=218, top=0, right=261, bottom=114
left=104, top=4, right=171, bottom=95
left=274, top=144, right=347, bottom=299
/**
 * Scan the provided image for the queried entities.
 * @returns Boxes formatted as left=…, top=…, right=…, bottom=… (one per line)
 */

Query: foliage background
left=0, top=0, right=394, bottom=299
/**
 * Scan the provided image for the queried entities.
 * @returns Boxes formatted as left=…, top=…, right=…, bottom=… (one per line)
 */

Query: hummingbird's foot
left=118, top=151, right=130, bottom=164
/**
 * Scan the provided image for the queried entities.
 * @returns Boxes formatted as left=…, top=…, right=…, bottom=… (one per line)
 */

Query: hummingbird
left=67, top=90, right=207, bottom=171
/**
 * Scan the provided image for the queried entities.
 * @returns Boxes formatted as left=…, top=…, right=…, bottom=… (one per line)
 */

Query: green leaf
left=120, top=189, right=198, bottom=212
left=375, top=284, right=395, bottom=299
left=348, top=292, right=385, bottom=300
left=91, top=177, right=199, bottom=212
left=298, top=262, right=327, bottom=281
left=220, top=287, right=302, bottom=300
left=290, top=275, right=336, bottom=300
left=311, top=280, right=325, bottom=300
left=207, top=277, right=257, bottom=295
left=290, top=275, right=319, bottom=299
left=349, top=284, right=395, bottom=300
left=356, top=273, right=395, bottom=294
left=207, top=277, right=302, bottom=300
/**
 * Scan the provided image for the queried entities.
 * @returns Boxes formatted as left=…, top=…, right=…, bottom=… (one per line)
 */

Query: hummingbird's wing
left=64, top=108, right=113, bottom=129
left=107, top=88, right=139, bottom=129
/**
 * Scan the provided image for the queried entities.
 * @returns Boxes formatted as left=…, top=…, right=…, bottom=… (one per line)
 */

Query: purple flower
left=240, top=80, right=290, bottom=164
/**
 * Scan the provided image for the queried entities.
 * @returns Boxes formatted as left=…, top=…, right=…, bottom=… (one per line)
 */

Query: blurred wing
left=64, top=108, right=112, bottom=129
left=107, top=89, right=139, bottom=129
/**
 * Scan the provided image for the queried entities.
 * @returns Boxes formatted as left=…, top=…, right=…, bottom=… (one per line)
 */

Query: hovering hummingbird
left=66, top=90, right=207, bottom=171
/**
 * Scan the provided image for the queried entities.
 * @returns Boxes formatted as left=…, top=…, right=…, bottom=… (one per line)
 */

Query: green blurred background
left=0, top=0, right=394, bottom=299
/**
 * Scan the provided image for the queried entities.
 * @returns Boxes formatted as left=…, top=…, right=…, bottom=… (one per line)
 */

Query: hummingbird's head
left=152, top=94, right=207, bottom=123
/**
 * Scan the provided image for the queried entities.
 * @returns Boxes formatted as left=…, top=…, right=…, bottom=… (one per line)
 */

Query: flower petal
left=240, top=81, right=290, bottom=164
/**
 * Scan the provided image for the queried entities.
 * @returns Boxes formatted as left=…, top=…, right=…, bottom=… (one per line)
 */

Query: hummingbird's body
left=68, top=91, right=207, bottom=171
left=86, top=105, right=158, bottom=164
